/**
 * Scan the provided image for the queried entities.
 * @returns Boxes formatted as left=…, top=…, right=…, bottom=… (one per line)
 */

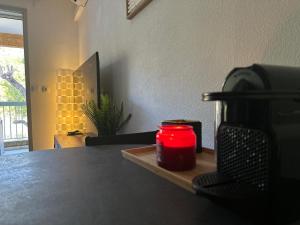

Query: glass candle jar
left=156, top=125, right=196, bottom=171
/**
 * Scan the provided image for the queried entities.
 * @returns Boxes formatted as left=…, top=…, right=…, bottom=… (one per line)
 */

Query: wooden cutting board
left=121, top=145, right=216, bottom=193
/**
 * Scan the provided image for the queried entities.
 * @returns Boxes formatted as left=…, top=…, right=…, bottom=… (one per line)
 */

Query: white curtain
left=0, top=120, right=4, bottom=155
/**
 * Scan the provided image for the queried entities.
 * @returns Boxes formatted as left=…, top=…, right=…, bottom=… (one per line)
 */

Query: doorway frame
left=0, top=4, right=33, bottom=151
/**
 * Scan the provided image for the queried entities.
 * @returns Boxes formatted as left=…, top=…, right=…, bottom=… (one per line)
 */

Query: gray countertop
left=0, top=145, right=254, bottom=225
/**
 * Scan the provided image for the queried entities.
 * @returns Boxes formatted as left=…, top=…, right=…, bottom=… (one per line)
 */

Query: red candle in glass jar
left=156, top=125, right=196, bottom=171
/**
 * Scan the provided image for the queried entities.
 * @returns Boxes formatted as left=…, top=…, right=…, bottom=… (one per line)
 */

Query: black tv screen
left=73, top=52, right=100, bottom=106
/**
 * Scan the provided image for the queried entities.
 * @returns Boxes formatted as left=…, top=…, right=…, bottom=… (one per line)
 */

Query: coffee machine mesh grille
left=217, top=125, right=269, bottom=192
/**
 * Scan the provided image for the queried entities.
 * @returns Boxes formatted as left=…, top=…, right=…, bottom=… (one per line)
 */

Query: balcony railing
left=0, top=102, right=28, bottom=141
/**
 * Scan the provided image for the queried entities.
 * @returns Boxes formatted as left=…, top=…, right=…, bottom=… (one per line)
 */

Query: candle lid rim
left=159, top=125, right=193, bottom=130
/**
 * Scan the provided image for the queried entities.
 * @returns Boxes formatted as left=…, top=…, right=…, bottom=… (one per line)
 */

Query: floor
left=2, top=147, right=29, bottom=156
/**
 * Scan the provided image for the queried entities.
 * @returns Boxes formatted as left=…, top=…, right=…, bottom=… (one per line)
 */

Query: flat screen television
left=73, top=52, right=100, bottom=107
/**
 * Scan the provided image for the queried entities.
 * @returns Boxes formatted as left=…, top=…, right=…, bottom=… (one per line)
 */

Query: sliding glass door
left=0, top=6, right=31, bottom=155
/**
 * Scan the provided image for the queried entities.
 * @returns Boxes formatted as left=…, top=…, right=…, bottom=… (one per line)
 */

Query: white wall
left=0, top=0, right=78, bottom=150
left=77, top=0, right=300, bottom=149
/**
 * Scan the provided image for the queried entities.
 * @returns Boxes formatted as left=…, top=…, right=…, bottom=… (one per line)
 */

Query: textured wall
left=0, top=0, right=78, bottom=150
left=78, top=0, right=300, bottom=148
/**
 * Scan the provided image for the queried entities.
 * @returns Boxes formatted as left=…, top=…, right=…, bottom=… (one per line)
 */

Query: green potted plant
left=82, top=94, right=132, bottom=137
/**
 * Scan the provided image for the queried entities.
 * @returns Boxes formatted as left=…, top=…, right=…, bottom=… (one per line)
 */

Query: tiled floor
left=2, top=147, right=29, bottom=156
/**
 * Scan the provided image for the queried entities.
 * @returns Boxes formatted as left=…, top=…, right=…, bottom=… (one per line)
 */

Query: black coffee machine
left=193, top=64, right=300, bottom=224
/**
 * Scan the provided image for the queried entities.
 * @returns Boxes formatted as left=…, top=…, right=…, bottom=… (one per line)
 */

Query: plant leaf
left=81, top=94, right=132, bottom=136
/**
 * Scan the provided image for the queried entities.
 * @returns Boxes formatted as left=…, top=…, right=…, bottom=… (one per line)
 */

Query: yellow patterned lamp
left=56, top=69, right=73, bottom=134
left=56, top=69, right=86, bottom=134
left=73, top=70, right=86, bottom=131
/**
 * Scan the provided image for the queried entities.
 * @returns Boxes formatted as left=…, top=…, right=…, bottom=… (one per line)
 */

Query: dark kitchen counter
left=0, top=145, right=257, bottom=225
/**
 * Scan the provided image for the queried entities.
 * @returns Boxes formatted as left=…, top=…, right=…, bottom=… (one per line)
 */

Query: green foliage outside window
left=0, top=47, right=26, bottom=102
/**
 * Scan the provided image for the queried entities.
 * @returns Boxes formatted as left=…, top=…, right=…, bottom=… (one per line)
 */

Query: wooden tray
left=121, top=145, right=216, bottom=193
